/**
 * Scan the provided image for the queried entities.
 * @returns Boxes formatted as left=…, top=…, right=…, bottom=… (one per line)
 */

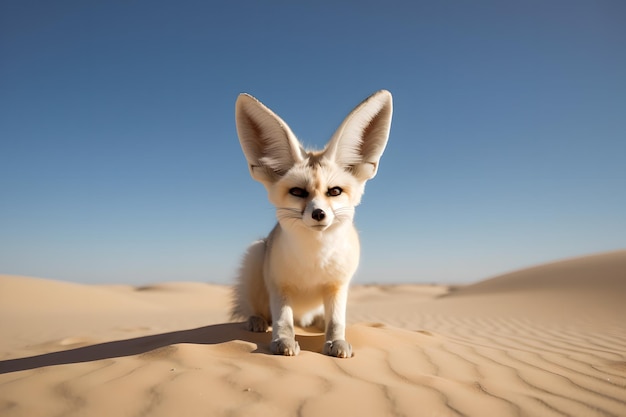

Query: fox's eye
left=289, top=187, right=309, bottom=198
left=327, top=187, right=343, bottom=197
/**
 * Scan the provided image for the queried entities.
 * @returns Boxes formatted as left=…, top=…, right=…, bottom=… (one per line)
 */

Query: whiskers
left=332, top=206, right=355, bottom=224
left=275, top=206, right=355, bottom=228
left=276, top=207, right=302, bottom=227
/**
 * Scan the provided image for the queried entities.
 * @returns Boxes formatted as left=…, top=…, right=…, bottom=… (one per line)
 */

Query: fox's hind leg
left=230, top=239, right=271, bottom=331
left=247, top=315, right=269, bottom=332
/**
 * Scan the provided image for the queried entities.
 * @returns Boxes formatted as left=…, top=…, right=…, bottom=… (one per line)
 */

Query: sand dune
left=1, top=251, right=625, bottom=417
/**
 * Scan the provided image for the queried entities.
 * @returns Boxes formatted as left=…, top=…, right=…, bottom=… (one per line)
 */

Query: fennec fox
left=231, top=90, right=393, bottom=358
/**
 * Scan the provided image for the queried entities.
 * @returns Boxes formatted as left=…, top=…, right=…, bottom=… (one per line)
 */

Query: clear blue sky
left=1, top=1, right=625, bottom=285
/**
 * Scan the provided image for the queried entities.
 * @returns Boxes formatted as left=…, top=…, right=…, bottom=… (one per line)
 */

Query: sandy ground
left=1, top=251, right=625, bottom=417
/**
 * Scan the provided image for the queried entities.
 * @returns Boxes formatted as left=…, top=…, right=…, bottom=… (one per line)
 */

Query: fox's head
left=235, top=90, right=392, bottom=233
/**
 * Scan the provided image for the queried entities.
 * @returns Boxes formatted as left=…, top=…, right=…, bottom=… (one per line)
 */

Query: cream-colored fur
left=231, top=90, right=393, bottom=357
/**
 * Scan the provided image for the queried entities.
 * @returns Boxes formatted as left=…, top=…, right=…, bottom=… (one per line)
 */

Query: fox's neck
left=285, top=220, right=353, bottom=243
left=269, top=220, right=360, bottom=282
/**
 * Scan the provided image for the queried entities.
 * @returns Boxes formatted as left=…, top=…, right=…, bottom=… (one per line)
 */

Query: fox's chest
left=268, top=227, right=360, bottom=287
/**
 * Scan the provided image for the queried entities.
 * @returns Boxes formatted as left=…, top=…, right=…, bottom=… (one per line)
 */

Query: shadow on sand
left=0, top=323, right=326, bottom=375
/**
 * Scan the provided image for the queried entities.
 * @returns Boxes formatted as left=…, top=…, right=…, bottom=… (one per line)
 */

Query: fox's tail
left=230, top=239, right=271, bottom=323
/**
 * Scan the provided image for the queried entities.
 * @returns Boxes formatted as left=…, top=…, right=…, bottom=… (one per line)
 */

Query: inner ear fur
left=324, top=90, right=393, bottom=181
left=235, top=94, right=305, bottom=183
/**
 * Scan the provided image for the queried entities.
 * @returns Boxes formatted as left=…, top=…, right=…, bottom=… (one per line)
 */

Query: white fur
left=231, top=90, right=393, bottom=357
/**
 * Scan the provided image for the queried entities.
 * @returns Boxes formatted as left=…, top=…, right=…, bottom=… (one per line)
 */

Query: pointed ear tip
left=369, top=90, right=393, bottom=108
left=235, top=94, right=263, bottom=117
left=374, top=89, right=392, bottom=99
left=236, top=93, right=258, bottom=106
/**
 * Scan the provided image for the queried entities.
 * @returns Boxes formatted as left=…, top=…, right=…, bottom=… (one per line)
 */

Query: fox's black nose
left=312, top=208, right=326, bottom=221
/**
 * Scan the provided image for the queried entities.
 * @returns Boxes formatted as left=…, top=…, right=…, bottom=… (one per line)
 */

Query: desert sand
left=1, top=251, right=625, bottom=417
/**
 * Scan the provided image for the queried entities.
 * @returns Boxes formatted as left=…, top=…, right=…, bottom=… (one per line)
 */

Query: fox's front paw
left=247, top=316, right=269, bottom=332
left=323, top=340, right=353, bottom=358
left=270, top=338, right=300, bottom=356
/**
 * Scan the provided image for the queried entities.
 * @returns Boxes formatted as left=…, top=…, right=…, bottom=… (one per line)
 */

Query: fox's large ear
left=235, top=94, right=305, bottom=184
left=325, top=90, right=393, bottom=181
